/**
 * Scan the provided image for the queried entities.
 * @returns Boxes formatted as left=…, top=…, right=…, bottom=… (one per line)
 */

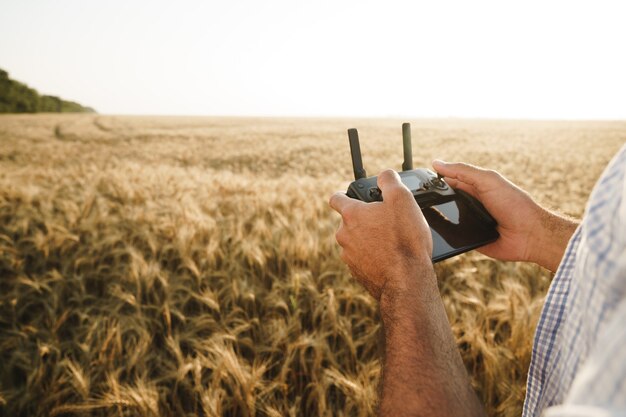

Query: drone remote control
left=346, top=123, right=456, bottom=208
left=344, top=123, right=500, bottom=262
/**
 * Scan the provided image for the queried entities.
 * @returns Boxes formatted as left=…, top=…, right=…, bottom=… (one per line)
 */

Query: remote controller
left=346, top=123, right=457, bottom=208
left=343, top=122, right=499, bottom=262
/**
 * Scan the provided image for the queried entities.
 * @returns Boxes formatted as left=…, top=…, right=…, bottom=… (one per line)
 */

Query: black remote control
left=344, top=123, right=500, bottom=262
left=346, top=123, right=456, bottom=208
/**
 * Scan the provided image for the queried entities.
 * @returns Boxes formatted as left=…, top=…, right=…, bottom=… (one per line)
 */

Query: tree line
left=0, top=68, right=95, bottom=113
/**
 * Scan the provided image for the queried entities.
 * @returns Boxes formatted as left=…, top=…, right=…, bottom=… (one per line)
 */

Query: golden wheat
left=0, top=114, right=624, bottom=417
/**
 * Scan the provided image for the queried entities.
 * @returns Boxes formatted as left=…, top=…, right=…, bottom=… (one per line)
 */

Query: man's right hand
left=432, top=160, right=579, bottom=272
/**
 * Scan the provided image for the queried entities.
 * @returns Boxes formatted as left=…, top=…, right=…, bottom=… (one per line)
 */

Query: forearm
left=530, top=208, right=579, bottom=273
left=378, top=260, right=486, bottom=417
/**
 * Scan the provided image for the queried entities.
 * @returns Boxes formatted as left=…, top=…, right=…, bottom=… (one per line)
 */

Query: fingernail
left=432, top=159, right=446, bottom=167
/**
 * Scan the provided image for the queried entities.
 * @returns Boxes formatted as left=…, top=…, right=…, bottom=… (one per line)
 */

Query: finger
left=432, top=160, right=501, bottom=192
left=443, top=176, right=480, bottom=200
left=432, top=160, right=483, bottom=186
left=377, top=169, right=409, bottom=196
left=476, top=240, right=500, bottom=259
left=329, top=192, right=357, bottom=214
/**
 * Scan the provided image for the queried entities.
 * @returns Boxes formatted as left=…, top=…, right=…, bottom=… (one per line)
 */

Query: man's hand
left=329, top=170, right=485, bottom=417
left=432, top=160, right=579, bottom=272
left=329, top=169, right=434, bottom=301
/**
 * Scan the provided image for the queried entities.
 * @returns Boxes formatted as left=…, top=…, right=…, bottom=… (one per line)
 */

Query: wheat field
left=0, top=114, right=624, bottom=417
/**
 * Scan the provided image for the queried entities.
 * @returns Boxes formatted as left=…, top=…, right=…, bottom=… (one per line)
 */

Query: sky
left=1, top=0, right=625, bottom=119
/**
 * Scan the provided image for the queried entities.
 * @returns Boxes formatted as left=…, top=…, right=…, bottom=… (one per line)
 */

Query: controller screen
left=401, top=175, right=422, bottom=191
left=423, top=199, right=499, bottom=262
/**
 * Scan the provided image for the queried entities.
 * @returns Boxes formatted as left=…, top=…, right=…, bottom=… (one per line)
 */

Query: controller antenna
left=348, top=128, right=367, bottom=180
left=402, top=122, right=413, bottom=171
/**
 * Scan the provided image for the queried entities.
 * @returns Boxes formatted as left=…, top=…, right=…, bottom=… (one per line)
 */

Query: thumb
left=377, top=169, right=412, bottom=201
left=432, top=160, right=501, bottom=192
left=377, top=169, right=404, bottom=191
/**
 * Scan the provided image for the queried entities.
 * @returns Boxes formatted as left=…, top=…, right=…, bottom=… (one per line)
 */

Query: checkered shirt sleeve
left=522, top=144, right=626, bottom=417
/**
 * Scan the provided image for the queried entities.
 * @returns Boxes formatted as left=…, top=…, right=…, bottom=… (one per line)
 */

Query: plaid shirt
left=523, top=144, right=626, bottom=417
